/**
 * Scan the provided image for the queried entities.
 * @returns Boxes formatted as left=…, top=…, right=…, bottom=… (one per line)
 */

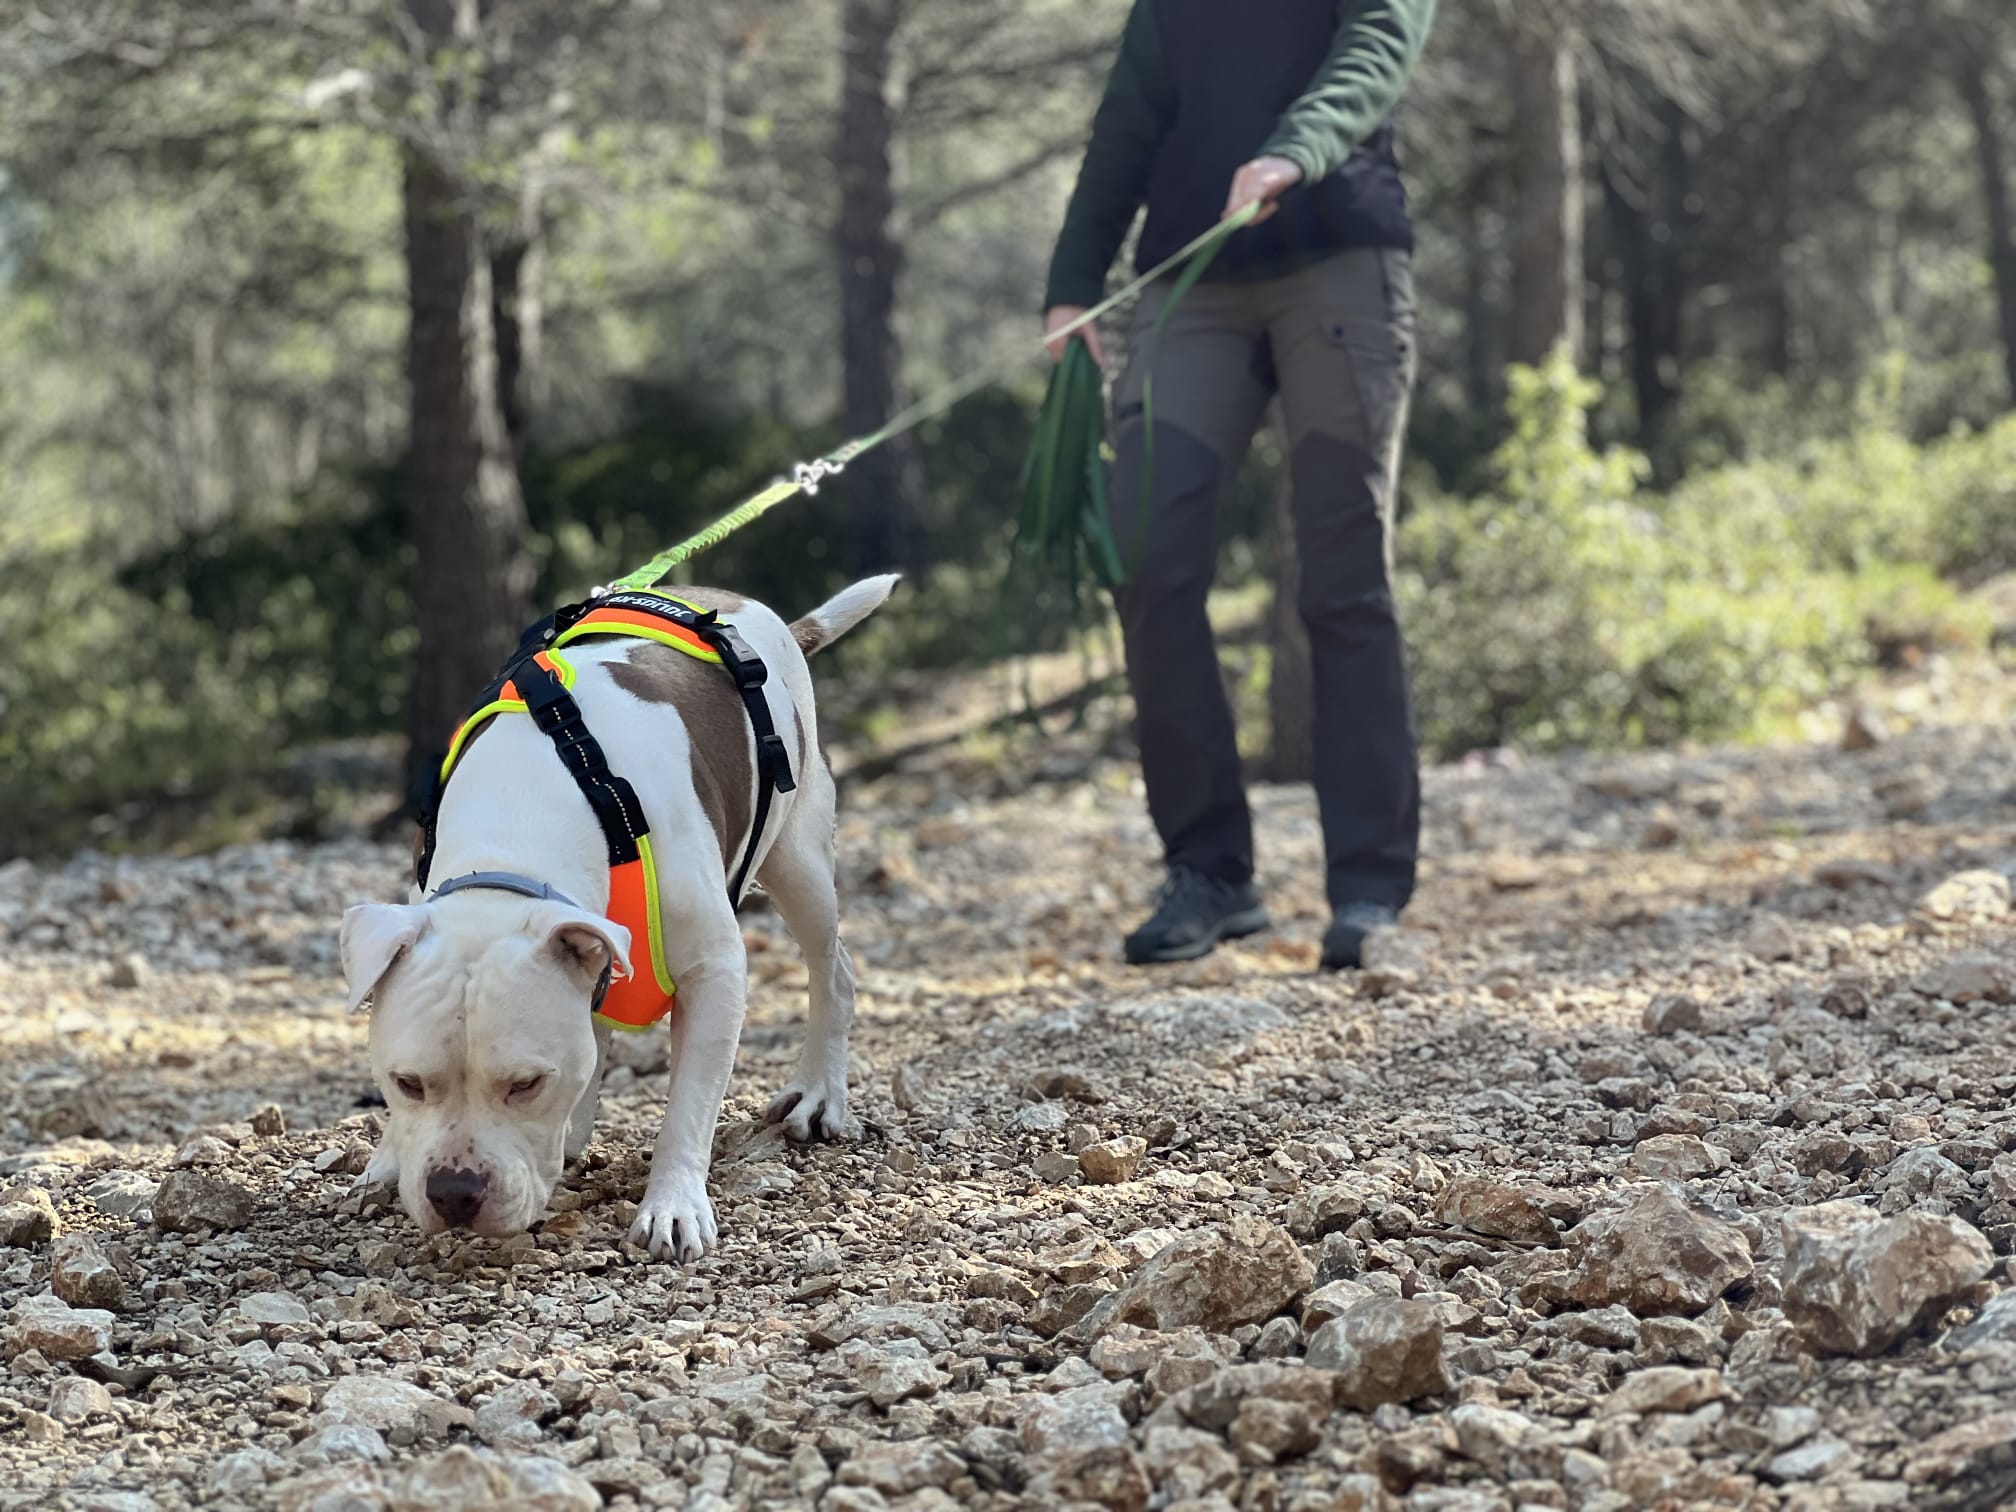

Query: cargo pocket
left=1322, top=250, right=1415, bottom=459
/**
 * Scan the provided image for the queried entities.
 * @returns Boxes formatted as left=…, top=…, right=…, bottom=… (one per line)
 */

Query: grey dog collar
left=428, top=871, right=583, bottom=909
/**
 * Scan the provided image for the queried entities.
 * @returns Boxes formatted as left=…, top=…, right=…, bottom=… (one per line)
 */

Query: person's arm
left=1043, top=2, right=1176, bottom=316
left=1260, top=0, right=1439, bottom=184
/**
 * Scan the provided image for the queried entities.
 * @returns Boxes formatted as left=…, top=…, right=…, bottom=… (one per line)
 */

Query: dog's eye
left=393, top=1075, right=425, bottom=1102
left=506, top=1076, right=546, bottom=1103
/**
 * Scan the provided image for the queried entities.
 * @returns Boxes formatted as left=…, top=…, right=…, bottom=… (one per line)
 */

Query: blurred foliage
left=1398, top=351, right=1997, bottom=756
left=12, top=348, right=2007, bottom=854
left=0, top=559, right=275, bottom=841
left=0, top=389, right=1058, bottom=854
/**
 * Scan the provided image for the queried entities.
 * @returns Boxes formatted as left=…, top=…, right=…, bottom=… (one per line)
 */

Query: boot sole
left=1125, top=907, right=1272, bottom=966
left=1320, top=935, right=1366, bottom=971
left=1320, top=919, right=1389, bottom=971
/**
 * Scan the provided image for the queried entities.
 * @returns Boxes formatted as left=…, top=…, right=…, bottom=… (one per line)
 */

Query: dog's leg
left=629, top=916, right=746, bottom=1264
left=357, top=1138, right=399, bottom=1191
left=565, top=1018, right=614, bottom=1165
left=758, top=772, right=857, bottom=1142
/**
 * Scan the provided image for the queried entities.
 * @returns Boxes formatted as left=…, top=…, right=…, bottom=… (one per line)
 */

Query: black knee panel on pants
left=1287, top=432, right=1395, bottom=623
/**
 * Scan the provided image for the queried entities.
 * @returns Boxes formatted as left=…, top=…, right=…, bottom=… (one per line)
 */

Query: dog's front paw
left=356, top=1140, right=400, bottom=1191
left=628, top=1171, right=717, bottom=1264
left=763, top=1071, right=854, bottom=1143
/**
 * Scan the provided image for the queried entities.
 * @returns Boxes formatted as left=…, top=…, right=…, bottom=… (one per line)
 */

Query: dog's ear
left=531, top=904, right=633, bottom=986
left=340, top=903, right=425, bottom=1016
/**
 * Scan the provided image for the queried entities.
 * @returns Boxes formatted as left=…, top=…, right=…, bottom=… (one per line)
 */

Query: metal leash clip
left=791, top=457, right=849, bottom=496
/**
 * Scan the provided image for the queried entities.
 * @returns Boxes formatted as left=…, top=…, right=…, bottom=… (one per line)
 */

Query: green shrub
left=1656, top=365, right=2016, bottom=584
left=0, top=561, right=273, bottom=851
left=1926, top=412, right=2016, bottom=582
left=1397, top=349, right=1990, bottom=758
left=1655, top=359, right=1833, bottom=476
left=121, top=472, right=415, bottom=743
left=1610, top=576, right=1868, bottom=748
left=1399, top=354, right=1659, bottom=751
left=1838, top=561, right=1994, bottom=665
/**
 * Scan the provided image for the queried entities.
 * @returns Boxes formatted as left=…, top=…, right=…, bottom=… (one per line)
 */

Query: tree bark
left=1584, top=199, right=1610, bottom=383
left=1602, top=172, right=1673, bottom=440
left=471, top=4, right=545, bottom=451
left=1461, top=195, right=1495, bottom=413
left=401, top=0, right=535, bottom=805
left=1266, top=411, right=1315, bottom=784
left=490, top=231, right=530, bottom=447
left=489, top=175, right=546, bottom=448
left=1508, top=16, right=1584, bottom=369
left=1651, top=97, right=1692, bottom=427
left=1763, top=128, right=1796, bottom=378
left=1577, top=76, right=1604, bottom=379
left=1599, top=88, right=1691, bottom=449
left=836, top=0, right=930, bottom=573
left=1960, top=54, right=2016, bottom=410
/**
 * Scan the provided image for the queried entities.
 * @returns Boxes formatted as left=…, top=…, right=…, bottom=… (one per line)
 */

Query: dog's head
left=339, top=896, right=629, bottom=1238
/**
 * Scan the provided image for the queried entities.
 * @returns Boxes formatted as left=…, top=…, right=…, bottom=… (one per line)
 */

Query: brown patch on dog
left=661, top=585, right=747, bottom=616
left=606, top=643, right=753, bottom=864
left=790, top=618, right=827, bottom=656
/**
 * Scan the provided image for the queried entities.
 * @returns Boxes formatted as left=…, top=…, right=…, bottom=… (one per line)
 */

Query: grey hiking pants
left=1110, top=246, right=1420, bottom=911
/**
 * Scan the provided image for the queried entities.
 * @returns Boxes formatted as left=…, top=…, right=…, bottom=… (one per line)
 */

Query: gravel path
left=4, top=719, right=2016, bottom=1511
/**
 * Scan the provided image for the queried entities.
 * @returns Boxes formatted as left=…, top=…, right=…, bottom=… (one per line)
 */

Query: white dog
left=338, top=576, right=896, bottom=1261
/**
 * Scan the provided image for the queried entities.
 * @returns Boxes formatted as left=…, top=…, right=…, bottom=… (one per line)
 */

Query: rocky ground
left=5, top=715, right=2016, bottom=1512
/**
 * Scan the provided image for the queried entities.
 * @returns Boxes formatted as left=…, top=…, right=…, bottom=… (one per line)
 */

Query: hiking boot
left=1320, top=901, right=1400, bottom=971
left=1124, top=866, right=1270, bottom=965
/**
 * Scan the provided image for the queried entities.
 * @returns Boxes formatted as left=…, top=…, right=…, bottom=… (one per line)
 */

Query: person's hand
left=1222, top=154, right=1304, bottom=224
left=1044, top=305, right=1105, bottom=366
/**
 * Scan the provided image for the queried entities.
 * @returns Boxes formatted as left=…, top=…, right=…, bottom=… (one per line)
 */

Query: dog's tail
left=791, top=574, right=900, bottom=657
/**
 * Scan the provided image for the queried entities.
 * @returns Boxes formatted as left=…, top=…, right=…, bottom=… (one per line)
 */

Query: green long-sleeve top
left=1045, top=0, right=1438, bottom=311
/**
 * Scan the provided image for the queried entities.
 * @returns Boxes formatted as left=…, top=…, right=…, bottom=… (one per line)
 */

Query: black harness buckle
left=758, top=733, right=796, bottom=792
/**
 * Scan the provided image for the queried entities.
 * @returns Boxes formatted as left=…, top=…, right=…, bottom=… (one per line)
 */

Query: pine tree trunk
left=1601, top=100, right=1687, bottom=453
left=1960, top=55, right=2016, bottom=410
left=401, top=0, right=535, bottom=806
left=1508, top=17, right=1583, bottom=369
left=489, top=233, right=530, bottom=449
left=1656, top=97, right=1693, bottom=402
left=836, top=0, right=929, bottom=572
left=1764, top=145, right=1796, bottom=379
left=489, top=177, right=546, bottom=449
left=1266, top=410, right=1315, bottom=784
left=1461, top=197, right=1495, bottom=413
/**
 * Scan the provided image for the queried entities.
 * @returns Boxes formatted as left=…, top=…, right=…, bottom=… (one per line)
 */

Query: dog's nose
left=425, top=1166, right=488, bottom=1229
